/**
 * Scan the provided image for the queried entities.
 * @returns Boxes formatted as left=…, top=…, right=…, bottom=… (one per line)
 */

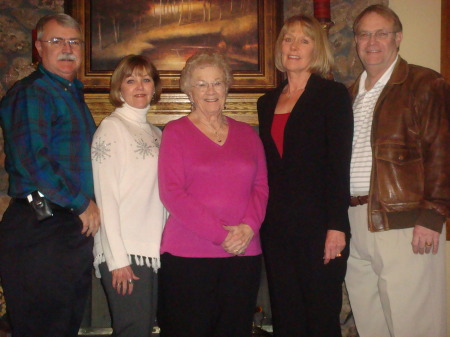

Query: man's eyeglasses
left=192, top=81, right=225, bottom=92
left=355, top=31, right=397, bottom=42
left=39, top=37, right=84, bottom=48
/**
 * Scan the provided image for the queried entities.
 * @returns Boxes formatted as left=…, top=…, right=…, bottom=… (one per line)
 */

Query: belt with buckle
left=349, top=195, right=368, bottom=207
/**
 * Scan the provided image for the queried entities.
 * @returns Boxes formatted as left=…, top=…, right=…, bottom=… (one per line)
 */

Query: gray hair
left=36, top=13, right=82, bottom=39
left=353, top=5, right=403, bottom=34
left=179, top=51, right=233, bottom=96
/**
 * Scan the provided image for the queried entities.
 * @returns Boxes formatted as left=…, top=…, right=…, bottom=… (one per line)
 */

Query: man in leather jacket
left=345, top=5, right=449, bottom=337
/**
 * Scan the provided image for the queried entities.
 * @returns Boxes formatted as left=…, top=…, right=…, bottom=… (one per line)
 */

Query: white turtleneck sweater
left=91, top=102, right=165, bottom=277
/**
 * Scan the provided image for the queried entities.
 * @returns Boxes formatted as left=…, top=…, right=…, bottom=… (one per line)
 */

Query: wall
left=0, top=0, right=64, bottom=98
left=390, top=0, right=441, bottom=70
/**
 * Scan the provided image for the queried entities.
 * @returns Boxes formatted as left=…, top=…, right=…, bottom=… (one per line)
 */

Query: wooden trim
left=86, top=92, right=261, bottom=127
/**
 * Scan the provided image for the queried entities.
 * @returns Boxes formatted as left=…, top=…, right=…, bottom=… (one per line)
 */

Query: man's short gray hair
left=36, top=13, right=82, bottom=39
left=353, top=5, right=403, bottom=34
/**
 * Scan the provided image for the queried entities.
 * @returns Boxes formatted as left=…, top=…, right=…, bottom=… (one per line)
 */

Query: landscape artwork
left=90, top=0, right=259, bottom=72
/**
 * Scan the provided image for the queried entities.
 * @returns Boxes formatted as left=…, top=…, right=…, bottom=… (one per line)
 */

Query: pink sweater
left=158, top=116, right=268, bottom=258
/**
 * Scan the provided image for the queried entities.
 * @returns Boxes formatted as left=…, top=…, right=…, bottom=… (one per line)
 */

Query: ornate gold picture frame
left=68, top=0, right=280, bottom=92
left=67, top=0, right=280, bottom=127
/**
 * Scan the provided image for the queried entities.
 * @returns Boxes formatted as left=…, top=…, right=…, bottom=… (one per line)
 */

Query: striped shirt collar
left=357, top=54, right=399, bottom=95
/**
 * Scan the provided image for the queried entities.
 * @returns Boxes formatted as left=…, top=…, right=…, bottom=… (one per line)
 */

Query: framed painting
left=68, top=0, right=280, bottom=93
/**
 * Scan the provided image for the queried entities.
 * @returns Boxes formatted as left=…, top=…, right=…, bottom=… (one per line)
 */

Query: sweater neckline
left=185, top=115, right=231, bottom=147
left=113, top=102, right=150, bottom=124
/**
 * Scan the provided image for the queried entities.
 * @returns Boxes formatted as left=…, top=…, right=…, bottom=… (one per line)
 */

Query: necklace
left=198, top=116, right=227, bottom=143
left=283, top=85, right=305, bottom=98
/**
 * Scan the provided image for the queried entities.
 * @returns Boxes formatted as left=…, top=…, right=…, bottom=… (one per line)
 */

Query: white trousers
left=345, top=204, right=447, bottom=337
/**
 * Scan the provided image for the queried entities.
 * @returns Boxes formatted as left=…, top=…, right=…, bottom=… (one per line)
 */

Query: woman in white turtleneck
left=91, top=55, right=165, bottom=337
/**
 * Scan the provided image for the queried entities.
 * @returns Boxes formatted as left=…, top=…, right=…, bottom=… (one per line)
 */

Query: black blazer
left=257, top=74, right=353, bottom=238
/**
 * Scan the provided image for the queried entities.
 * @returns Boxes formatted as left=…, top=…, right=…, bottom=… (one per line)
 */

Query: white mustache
left=57, top=54, right=77, bottom=61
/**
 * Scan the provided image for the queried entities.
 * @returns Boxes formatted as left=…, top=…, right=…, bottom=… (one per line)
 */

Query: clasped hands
left=221, top=224, right=254, bottom=256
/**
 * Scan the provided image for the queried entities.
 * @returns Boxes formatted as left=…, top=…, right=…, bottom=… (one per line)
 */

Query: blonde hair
left=109, top=55, right=161, bottom=108
left=179, top=51, right=233, bottom=96
left=274, top=15, right=334, bottom=78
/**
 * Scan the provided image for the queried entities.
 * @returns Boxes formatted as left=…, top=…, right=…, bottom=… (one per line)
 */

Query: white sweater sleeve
left=92, top=117, right=130, bottom=271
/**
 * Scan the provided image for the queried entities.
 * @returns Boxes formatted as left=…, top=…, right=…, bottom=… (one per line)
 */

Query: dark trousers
left=157, top=253, right=261, bottom=337
left=262, top=230, right=348, bottom=337
left=0, top=200, right=93, bottom=337
left=99, top=262, right=157, bottom=337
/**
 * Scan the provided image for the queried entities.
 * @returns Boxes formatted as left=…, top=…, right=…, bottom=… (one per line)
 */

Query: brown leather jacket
left=349, top=57, right=450, bottom=232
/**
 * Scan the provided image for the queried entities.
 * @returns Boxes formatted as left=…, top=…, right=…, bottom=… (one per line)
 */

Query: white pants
left=345, top=204, right=447, bottom=337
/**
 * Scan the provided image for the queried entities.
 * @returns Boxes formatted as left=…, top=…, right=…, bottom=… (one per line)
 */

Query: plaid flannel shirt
left=0, top=64, right=96, bottom=215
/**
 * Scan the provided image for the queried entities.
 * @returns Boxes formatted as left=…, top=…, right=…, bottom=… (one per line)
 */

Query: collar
left=357, top=55, right=399, bottom=95
left=277, top=72, right=321, bottom=94
left=38, top=64, right=83, bottom=91
left=113, top=102, right=150, bottom=124
left=385, top=56, right=409, bottom=85
left=350, top=56, right=411, bottom=100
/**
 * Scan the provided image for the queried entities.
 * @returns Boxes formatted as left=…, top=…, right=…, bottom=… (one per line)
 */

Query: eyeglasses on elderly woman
left=191, top=80, right=225, bottom=92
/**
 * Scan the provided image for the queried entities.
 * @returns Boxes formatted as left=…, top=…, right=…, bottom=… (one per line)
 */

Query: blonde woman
left=257, top=15, right=353, bottom=337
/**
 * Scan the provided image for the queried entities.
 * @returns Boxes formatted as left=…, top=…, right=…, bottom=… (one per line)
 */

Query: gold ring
left=336, top=253, right=342, bottom=257
left=425, top=242, right=432, bottom=247
left=127, top=279, right=133, bottom=284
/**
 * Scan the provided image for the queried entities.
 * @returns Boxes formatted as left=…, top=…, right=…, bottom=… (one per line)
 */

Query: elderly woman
left=257, top=15, right=353, bottom=337
left=91, top=54, right=165, bottom=337
left=157, top=51, right=268, bottom=337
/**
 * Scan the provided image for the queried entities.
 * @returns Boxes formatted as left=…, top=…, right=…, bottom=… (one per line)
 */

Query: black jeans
left=158, top=253, right=261, bottom=337
left=0, top=200, right=93, bottom=337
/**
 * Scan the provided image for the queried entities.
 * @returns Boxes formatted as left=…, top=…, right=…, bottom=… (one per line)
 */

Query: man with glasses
left=0, top=13, right=100, bottom=336
left=345, top=4, right=449, bottom=337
